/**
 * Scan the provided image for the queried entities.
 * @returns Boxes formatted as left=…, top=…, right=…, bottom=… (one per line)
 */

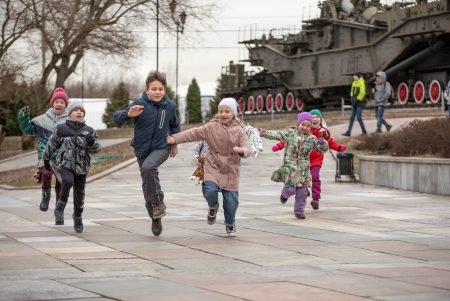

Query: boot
left=39, top=188, right=51, bottom=212
left=54, top=200, right=66, bottom=225
left=72, top=213, right=83, bottom=233
left=151, top=218, right=163, bottom=236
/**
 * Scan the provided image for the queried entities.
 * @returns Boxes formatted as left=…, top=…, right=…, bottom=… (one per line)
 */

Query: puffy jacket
left=350, top=77, right=366, bottom=105
left=17, top=108, right=68, bottom=159
left=173, top=119, right=251, bottom=191
left=114, top=93, right=180, bottom=159
left=43, top=120, right=101, bottom=175
left=261, top=128, right=328, bottom=188
left=374, top=71, right=391, bottom=107
left=309, top=127, right=343, bottom=167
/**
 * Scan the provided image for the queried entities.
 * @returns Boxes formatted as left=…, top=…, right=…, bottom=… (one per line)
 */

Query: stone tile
left=375, top=292, right=450, bottom=301
left=0, top=279, right=98, bottom=301
left=207, top=281, right=370, bottom=301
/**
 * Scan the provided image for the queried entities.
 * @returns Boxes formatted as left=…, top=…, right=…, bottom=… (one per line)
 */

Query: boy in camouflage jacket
left=260, top=112, right=328, bottom=219
left=43, top=100, right=101, bottom=233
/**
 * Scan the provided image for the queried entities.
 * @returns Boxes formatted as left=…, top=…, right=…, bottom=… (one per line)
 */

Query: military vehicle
left=220, top=0, right=450, bottom=114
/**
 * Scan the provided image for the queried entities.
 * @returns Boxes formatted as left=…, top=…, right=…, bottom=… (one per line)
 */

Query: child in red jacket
left=272, top=109, right=347, bottom=210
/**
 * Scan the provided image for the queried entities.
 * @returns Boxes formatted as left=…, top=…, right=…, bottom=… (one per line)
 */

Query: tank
left=220, top=0, right=450, bottom=114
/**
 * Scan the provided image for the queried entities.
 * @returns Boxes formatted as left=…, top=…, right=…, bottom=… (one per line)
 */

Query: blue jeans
left=202, top=181, right=239, bottom=226
left=375, top=106, right=391, bottom=130
left=347, top=104, right=367, bottom=134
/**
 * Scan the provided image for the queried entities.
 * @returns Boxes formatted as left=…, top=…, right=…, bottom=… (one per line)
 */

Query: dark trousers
left=40, top=166, right=61, bottom=201
left=59, top=167, right=87, bottom=217
left=347, top=104, right=367, bottom=134
left=137, top=149, right=170, bottom=219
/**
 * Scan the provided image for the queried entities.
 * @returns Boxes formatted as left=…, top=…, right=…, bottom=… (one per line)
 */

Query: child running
left=17, top=87, right=69, bottom=212
left=113, top=71, right=180, bottom=236
left=272, top=110, right=346, bottom=210
left=260, top=112, right=328, bottom=219
left=166, top=98, right=251, bottom=236
left=43, top=100, right=101, bottom=233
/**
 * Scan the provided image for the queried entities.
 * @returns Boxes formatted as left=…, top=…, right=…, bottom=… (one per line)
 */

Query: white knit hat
left=218, top=97, right=238, bottom=116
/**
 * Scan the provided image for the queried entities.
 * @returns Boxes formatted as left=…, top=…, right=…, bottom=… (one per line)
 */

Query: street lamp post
left=156, top=0, right=159, bottom=71
left=169, top=1, right=187, bottom=105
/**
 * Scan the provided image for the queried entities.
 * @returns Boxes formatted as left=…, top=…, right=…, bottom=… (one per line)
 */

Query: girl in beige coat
left=167, top=98, right=251, bottom=236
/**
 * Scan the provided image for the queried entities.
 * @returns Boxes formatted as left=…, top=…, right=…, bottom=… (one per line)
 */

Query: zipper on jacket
left=149, top=105, right=160, bottom=150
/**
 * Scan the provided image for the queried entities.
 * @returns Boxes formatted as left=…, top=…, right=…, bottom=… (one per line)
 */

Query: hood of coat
left=376, top=71, right=387, bottom=83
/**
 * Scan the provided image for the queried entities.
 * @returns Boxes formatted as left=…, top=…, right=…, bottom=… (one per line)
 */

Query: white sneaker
left=225, top=225, right=236, bottom=237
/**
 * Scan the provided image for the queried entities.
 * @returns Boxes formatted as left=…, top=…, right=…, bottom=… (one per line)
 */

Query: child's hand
left=232, top=146, right=243, bottom=155
left=20, top=106, right=30, bottom=117
left=317, top=138, right=325, bottom=145
left=170, top=145, right=178, bottom=157
left=339, top=145, right=347, bottom=152
left=166, top=135, right=175, bottom=144
left=44, top=160, right=51, bottom=171
left=127, top=105, right=144, bottom=117
left=272, top=141, right=284, bottom=152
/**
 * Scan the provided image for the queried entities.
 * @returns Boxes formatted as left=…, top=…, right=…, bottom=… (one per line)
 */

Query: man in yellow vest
left=342, top=71, right=367, bottom=136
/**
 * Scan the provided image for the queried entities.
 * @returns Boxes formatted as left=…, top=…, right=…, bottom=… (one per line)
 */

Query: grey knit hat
left=67, top=100, right=85, bottom=116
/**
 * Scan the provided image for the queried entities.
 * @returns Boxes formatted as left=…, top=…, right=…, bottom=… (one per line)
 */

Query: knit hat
left=309, top=109, right=322, bottom=121
left=354, top=72, right=363, bottom=78
left=297, top=112, right=312, bottom=125
left=219, top=97, right=238, bottom=117
left=310, top=109, right=327, bottom=128
left=50, top=87, right=69, bottom=106
left=67, top=100, right=85, bottom=116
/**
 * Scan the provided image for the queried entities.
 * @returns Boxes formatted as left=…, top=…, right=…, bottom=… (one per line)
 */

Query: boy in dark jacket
left=43, top=100, right=101, bottom=233
left=113, top=71, right=180, bottom=236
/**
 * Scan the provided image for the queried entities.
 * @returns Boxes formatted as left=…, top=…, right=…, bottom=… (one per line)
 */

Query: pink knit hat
left=50, top=87, right=69, bottom=106
left=297, top=112, right=312, bottom=125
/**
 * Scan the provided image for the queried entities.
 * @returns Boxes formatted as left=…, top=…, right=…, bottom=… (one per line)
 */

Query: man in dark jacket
left=114, top=71, right=180, bottom=236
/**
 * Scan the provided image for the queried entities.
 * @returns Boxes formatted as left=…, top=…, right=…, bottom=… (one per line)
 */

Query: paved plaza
left=1, top=120, right=450, bottom=300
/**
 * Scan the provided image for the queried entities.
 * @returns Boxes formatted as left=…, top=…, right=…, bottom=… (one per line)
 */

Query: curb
left=0, top=157, right=137, bottom=190
left=0, top=151, right=37, bottom=164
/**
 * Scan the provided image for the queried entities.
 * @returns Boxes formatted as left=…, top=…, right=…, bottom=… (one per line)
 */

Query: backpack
left=385, top=81, right=394, bottom=105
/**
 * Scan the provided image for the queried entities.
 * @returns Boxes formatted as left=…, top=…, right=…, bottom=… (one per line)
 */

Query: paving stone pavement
left=1, top=120, right=450, bottom=301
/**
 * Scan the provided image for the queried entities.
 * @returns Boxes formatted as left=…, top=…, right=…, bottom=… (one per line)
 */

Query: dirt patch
left=0, top=140, right=135, bottom=188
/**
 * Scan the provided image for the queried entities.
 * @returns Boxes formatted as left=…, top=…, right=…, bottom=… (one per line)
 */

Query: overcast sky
left=75, top=0, right=320, bottom=91
left=73, top=0, right=395, bottom=93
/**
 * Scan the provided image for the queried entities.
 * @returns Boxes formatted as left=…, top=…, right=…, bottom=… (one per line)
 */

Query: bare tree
left=28, top=0, right=212, bottom=109
left=0, top=0, right=35, bottom=60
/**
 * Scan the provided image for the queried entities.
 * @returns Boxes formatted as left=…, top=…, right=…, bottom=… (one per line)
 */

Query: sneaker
left=152, top=202, right=166, bottom=219
left=151, top=218, right=163, bottom=236
left=375, top=128, right=382, bottom=133
left=280, top=195, right=288, bottom=204
left=386, top=124, right=392, bottom=132
left=311, top=199, right=319, bottom=210
left=341, top=132, right=351, bottom=137
left=54, top=201, right=66, bottom=225
left=225, top=225, right=236, bottom=237
left=295, top=212, right=306, bottom=219
left=39, top=188, right=51, bottom=212
left=72, top=213, right=83, bottom=233
left=207, top=207, right=218, bottom=225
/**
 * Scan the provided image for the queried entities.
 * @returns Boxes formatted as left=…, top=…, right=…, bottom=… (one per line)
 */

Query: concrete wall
left=359, top=155, right=450, bottom=195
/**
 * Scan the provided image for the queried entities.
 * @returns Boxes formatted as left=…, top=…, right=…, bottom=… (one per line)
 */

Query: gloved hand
left=317, top=138, right=325, bottom=145
left=272, top=144, right=282, bottom=152
left=86, top=134, right=96, bottom=146
left=44, top=160, right=51, bottom=171
left=339, top=145, right=347, bottom=152
left=20, top=106, right=30, bottom=117
left=272, top=141, right=284, bottom=152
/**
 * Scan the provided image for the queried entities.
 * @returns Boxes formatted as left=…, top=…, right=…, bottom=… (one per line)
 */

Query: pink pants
left=310, top=165, right=321, bottom=201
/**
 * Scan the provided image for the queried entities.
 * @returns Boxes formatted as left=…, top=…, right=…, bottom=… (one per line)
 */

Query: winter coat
left=17, top=108, right=68, bottom=159
left=350, top=77, right=366, bottom=106
left=43, top=119, right=101, bottom=175
left=374, top=71, right=391, bottom=107
left=113, top=93, right=180, bottom=159
left=261, top=128, right=328, bottom=188
left=172, top=119, right=251, bottom=191
left=309, top=126, right=343, bottom=167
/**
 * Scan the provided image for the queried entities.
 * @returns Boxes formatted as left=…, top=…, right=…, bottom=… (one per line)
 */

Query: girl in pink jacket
left=167, top=98, right=251, bottom=236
